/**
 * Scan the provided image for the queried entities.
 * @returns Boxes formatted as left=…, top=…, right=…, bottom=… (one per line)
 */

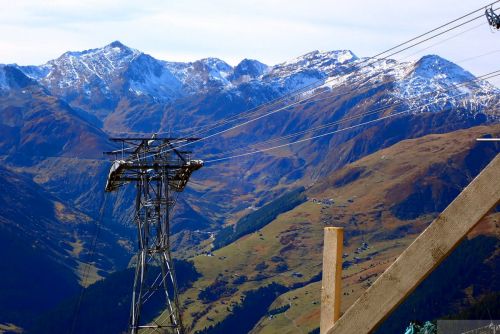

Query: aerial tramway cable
left=108, top=2, right=500, bottom=145
left=161, top=2, right=500, bottom=138
left=152, top=3, right=500, bottom=156
left=81, top=4, right=500, bottom=333
left=400, top=22, right=488, bottom=61
left=457, top=49, right=500, bottom=63
left=120, top=2, right=499, bottom=169
left=70, top=194, right=109, bottom=334
left=201, top=76, right=500, bottom=164
left=201, top=70, right=500, bottom=160
left=163, top=1, right=500, bottom=139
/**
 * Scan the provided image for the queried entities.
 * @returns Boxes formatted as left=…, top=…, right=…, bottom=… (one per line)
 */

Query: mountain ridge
left=10, top=41, right=499, bottom=127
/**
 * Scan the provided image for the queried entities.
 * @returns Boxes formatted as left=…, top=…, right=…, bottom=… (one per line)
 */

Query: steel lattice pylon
left=104, top=136, right=203, bottom=334
left=486, top=6, right=500, bottom=30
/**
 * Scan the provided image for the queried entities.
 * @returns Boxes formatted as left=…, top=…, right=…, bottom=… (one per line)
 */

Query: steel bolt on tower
left=104, top=136, right=203, bottom=334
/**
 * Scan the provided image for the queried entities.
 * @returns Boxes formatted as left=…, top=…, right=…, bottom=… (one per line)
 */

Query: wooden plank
left=321, top=227, right=344, bottom=334
left=327, top=154, right=500, bottom=334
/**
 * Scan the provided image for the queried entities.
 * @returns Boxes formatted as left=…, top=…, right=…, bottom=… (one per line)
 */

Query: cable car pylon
left=486, top=6, right=500, bottom=29
left=104, top=135, right=203, bottom=334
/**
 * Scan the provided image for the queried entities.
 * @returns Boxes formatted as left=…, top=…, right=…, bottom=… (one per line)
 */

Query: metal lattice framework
left=486, top=6, right=500, bottom=29
left=105, top=136, right=203, bottom=334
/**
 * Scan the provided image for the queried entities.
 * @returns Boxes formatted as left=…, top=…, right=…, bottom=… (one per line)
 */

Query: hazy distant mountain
left=0, top=65, right=110, bottom=164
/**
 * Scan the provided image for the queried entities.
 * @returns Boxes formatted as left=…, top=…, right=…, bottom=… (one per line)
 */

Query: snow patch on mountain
left=164, top=57, right=234, bottom=92
left=264, top=50, right=358, bottom=93
left=272, top=50, right=356, bottom=73
left=128, top=67, right=182, bottom=98
left=280, top=50, right=356, bottom=68
left=202, top=57, right=233, bottom=82
left=125, top=54, right=183, bottom=99
left=231, top=59, right=269, bottom=83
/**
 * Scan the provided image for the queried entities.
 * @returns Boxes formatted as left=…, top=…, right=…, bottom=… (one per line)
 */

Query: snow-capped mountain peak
left=262, top=49, right=359, bottom=93
left=198, top=57, right=232, bottom=73
left=48, top=41, right=140, bottom=85
left=231, top=59, right=269, bottom=83
left=61, top=40, right=141, bottom=63
left=197, top=57, right=233, bottom=83
left=412, top=55, right=474, bottom=81
left=163, top=57, right=235, bottom=91
left=278, top=50, right=357, bottom=71
left=396, top=54, right=496, bottom=97
left=18, top=40, right=142, bottom=101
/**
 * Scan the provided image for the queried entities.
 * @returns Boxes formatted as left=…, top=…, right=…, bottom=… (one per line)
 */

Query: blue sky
left=1, top=0, right=499, bottom=85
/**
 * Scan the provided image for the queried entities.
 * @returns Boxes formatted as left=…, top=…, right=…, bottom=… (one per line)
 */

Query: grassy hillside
left=374, top=235, right=499, bottom=334
left=31, top=260, right=200, bottom=334
left=0, top=165, right=134, bottom=330
left=213, top=187, right=306, bottom=249
left=0, top=166, right=84, bottom=327
left=172, top=124, right=499, bottom=333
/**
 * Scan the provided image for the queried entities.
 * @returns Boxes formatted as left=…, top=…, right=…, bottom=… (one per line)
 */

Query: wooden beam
left=321, top=227, right=344, bottom=334
left=327, top=154, right=500, bottom=334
